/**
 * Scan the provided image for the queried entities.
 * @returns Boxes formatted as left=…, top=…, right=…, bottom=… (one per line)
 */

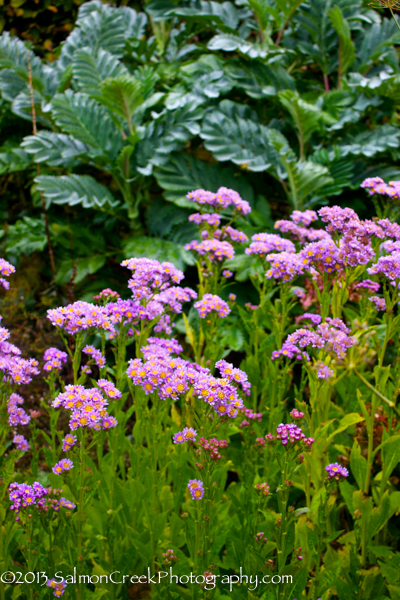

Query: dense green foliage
left=1, top=0, right=400, bottom=300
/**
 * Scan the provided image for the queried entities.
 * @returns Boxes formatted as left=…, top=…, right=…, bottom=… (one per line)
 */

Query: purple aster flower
left=301, top=313, right=322, bottom=325
left=194, top=294, right=230, bottom=318
left=266, top=252, right=305, bottom=282
left=325, top=462, right=349, bottom=481
left=13, top=434, right=29, bottom=451
left=290, top=210, right=318, bottom=226
left=187, top=479, right=205, bottom=499
left=246, top=233, right=296, bottom=256
left=52, top=459, right=74, bottom=475
left=62, top=434, right=77, bottom=451
left=185, top=239, right=235, bottom=262
left=46, top=578, right=67, bottom=597
left=355, top=280, right=380, bottom=292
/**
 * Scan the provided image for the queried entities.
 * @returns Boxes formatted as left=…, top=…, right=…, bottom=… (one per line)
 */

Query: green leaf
left=381, top=435, right=400, bottom=481
left=208, top=34, right=285, bottom=59
left=0, top=145, right=31, bottom=174
left=51, top=90, right=122, bottom=158
left=21, top=132, right=91, bottom=167
left=35, top=174, right=120, bottom=208
left=340, top=124, right=400, bottom=158
left=329, top=5, right=356, bottom=76
left=200, top=99, right=280, bottom=172
left=74, top=255, right=106, bottom=284
left=72, top=47, right=128, bottom=94
left=99, top=74, right=144, bottom=131
left=278, top=89, right=335, bottom=154
left=5, top=217, right=47, bottom=257
left=350, top=439, right=368, bottom=490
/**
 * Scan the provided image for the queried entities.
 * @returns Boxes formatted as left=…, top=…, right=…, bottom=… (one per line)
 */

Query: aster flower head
left=52, top=459, right=74, bottom=475
left=8, top=393, right=30, bottom=426
left=185, top=239, right=235, bottom=263
left=194, top=294, right=230, bottom=318
left=83, top=346, right=106, bottom=369
left=245, top=233, right=296, bottom=256
left=187, top=187, right=251, bottom=215
left=355, top=279, right=380, bottom=293
left=13, top=434, right=29, bottom=451
left=187, top=479, right=205, bottom=499
left=266, top=252, right=305, bottom=282
left=325, top=462, right=349, bottom=481
left=47, top=301, right=115, bottom=335
left=62, top=434, right=77, bottom=451
left=368, top=251, right=400, bottom=285
left=290, top=210, right=318, bottom=226
left=46, top=579, right=67, bottom=597
left=122, top=257, right=184, bottom=301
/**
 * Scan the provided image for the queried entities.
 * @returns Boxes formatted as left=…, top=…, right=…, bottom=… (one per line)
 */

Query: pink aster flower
left=13, top=434, right=29, bottom=451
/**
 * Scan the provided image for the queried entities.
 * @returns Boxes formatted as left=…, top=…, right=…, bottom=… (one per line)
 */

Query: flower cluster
left=162, top=549, right=177, bottom=566
left=272, top=318, right=357, bottom=367
left=325, top=462, right=349, bottom=481
left=46, top=578, right=67, bottom=597
left=47, top=302, right=114, bottom=335
left=7, top=392, right=30, bottom=426
left=187, top=479, right=205, bottom=499
left=82, top=345, right=106, bottom=369
left=266, top=423, right=314, bottom=448
left=196, top=437, right=229, bottom=461
left=368, top=251, right=400, bottom=284
left=53, top=459, right=74, bottom=475
left=254, top=482, right=271, bottom=496
left=0, top=258, right=16, bottom=289
left=52, top=385, right=118, bottom=431
left=173, top=427, right=197, bottom=443
left=369, top=296, right=386, bottom=311
left=8, top=482, right=75, bottom=514
left=266, top=252, right=306, bottom=282
left=246, top=233, right=296, bottom=256
left=62, top=433, right=77, bottom=451
left=194, top=294, right=230, bottom=318
left=122, top=257, right=184, bottom=300
left=187, top=187, right=251, bottom=215
left=43, top=348, right=68, bottom=372
left=215, top=360, right=251, bottom=395
left=185, top=239, right=235, bottom=262
left=13, top=434, right=30, bottom=451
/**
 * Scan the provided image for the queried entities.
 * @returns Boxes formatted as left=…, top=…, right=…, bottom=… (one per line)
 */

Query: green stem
left=354, top=370, right=400, bottom=417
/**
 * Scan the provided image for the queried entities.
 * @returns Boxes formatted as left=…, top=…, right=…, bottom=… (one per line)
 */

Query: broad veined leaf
left=133, top=103, right=203, bottom=175
left=165, top=1, right=242, bottom=31
left=35, top=174, right=120, bottom=208
left=0, top=31, right=60, bottom=96
left=72, top=47, right=128, bottom=94
left=22, top=132, right=92, bottom=167
left=200, top=100, right=280, bottom=172
left=356, top=18, right=400, bottom=73
left=339, top=124, right=400, bottom=158
left=57, top=4, right=127, bottom=71
left=208, top=33, right=286, bottom=59
left=51, top=90, right=122, bottom=159
left=154, top=153, right=255, bottom=207
left=78, top=0, right=148, bottom=41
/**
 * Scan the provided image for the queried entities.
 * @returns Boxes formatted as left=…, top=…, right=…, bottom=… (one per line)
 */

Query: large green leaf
left=5, top=217, right=47, bottom=257
left=72, top=48, right=128, bottom=94
left=329, top=5, right=356, bottom=77
left=200, top=100, right=280, bottom=172
left=340, top=124, right=400, bottom=158
left=99, top=75, right=144, bottom=132
left=208, top=33, right=286, bottom=59
left=51, top=90, right=122, bottom=159
left=154, top=153, right=254, bottom=206
left=0, top=145, right=31, bottom=175
left=35, top=174, right=120, bottom=208
left=21, top=132, right=91, bottom=167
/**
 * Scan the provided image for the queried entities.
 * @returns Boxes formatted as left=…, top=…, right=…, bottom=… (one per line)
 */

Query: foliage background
left=1, top=0, right=400, bottom=313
